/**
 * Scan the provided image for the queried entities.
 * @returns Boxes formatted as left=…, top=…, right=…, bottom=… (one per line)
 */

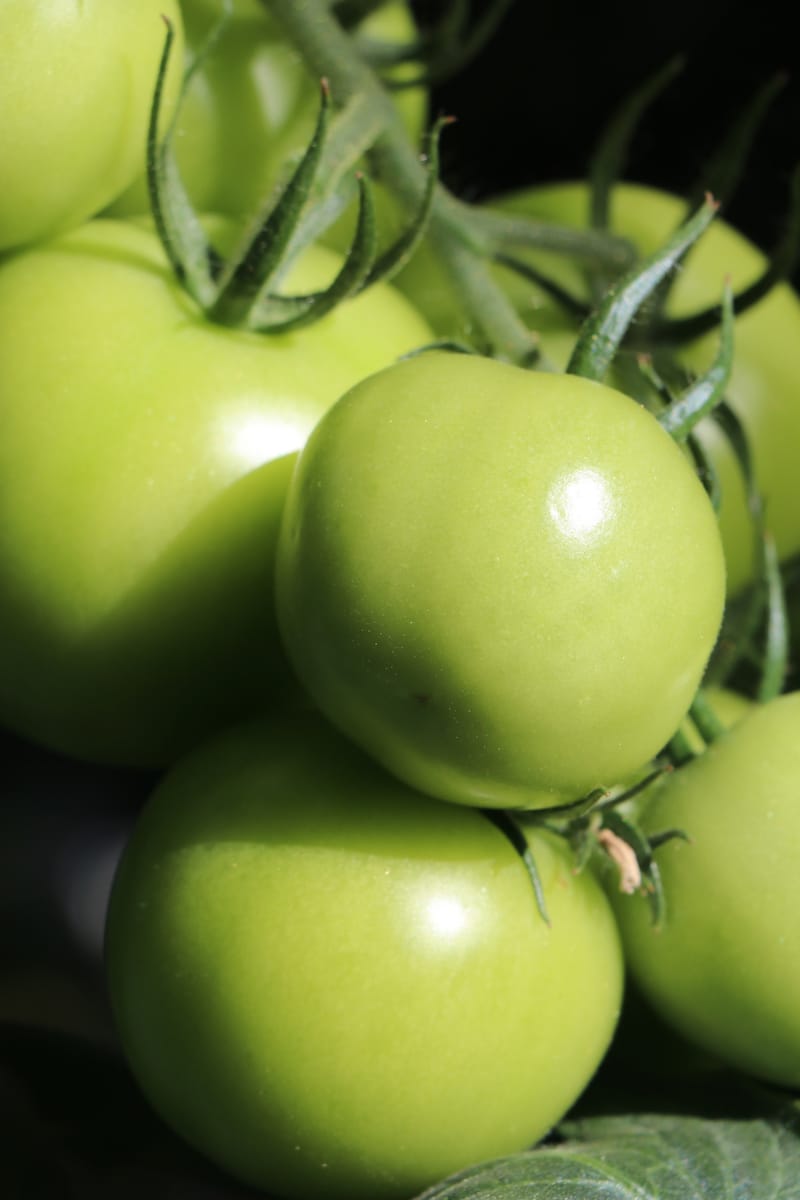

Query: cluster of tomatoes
left=4, top=3, right=800, bottom=1199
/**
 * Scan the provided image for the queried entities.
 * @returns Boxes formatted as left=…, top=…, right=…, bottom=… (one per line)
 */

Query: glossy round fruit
left=0, top=1, right=184, bottom=250
left=612, top=691, right=800, bottom=1088
left=105, top=711, right=624, bottom=1200
left=0, top=218, right=430, bottom=767
left=276, top=350, right=727, bottom=810
left=395, top=183, right=800, bottom=597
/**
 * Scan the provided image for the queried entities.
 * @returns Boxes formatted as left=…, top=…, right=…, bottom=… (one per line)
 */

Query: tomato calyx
left=146, top=17, right=444, bottom=332
left=477, top=775, right=681, bottom=929
left=484, top=770, right=688, bottom=929
left=549, top=770, right=689, bottom=929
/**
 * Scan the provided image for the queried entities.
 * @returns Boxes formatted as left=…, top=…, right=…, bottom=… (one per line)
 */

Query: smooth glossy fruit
left=0, top=1, right=184, bottom=250
left=395, top=182, right=800, bottom=597
left=276, top=350, right=726, bottom=809
left=105, top=711, right=624, bottom=1200
left=0, top=219, right=430, bottom=766
left=612, top=691, right=800, bottom=1088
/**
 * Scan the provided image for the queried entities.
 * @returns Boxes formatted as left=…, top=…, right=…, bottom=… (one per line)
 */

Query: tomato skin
left=612, top=691, right=800, bottom=1088
left=0, top=219, right=430, bottom=767
left=0, top=1, right=184, bottom=251
left=395, top=182, right=800, bottom=598
left=105, top=711, right=624, bottom=1200
left=110, top=0, right=426, bottom=222
left=276, top=351, right=726, bottom=810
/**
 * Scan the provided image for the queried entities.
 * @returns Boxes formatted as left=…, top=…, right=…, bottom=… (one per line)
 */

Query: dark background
left=426, top=0, right=800, bottom=261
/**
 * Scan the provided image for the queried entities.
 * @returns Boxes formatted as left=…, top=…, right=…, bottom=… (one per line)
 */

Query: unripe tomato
left=0, top=219, right=430, bottom=767
left=0, top=1, right=184, bottom=250
left=611, top=691, right=800, bottom=1089
left=105, top=711, right=624, bottom=1200
left=276, top=351, right=726, bottom=809
left=395, top=183, right=800, bottom=598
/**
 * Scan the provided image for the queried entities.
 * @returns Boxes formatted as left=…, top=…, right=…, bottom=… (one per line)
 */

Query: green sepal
left=147, top=17, right=222, bottom=308
left=631, top=353, right=673, bottom=412
left=521, top=787, right=608, bottom=824
left=686, top=431, right=723, bottom=511
left=249, top=112, right=444, bottom=331
left=483, top=810, right=551, bottom=926
left=594, top=766, right=671, bottom=815
left=566, top=196, right=718, bottom=383
left=657, top=280, right=734, bottom=442
left=600, top=808, right=651, bottom=864
left=285, top=91, right=387, bottom=258
left=647, top=827, right=692, bottom=853
left=637, top=350, right=722, bottom=504
left=250, top=174, right=378, bottom=332
left=208, top=79, right=333, bottom=327
left=598, top=809, right=682, bottom=929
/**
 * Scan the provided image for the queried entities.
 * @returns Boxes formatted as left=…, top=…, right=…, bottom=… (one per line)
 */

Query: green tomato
left=276, top=351, right=726, bottom=810
left=110, top=0, right=426, bottom=222
left=396, top=182, right=800, bottom=598
left=0, top=218, right=430, bottom=767
left=105, top=710, right=624, bottom=1200
left=611, top=691, right=800, bottom=1089
left=0, top=1, right=185, bottom=251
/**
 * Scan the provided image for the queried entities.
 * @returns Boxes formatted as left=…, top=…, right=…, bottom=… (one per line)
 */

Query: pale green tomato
left=0, top=0, right=185, bottom=250
left=612, top=691, right=800, bottom=1088
left=0, top=218, right=430, bottom=767
left=395, top=183, right=800, bottom=598
left=105, top=711, right=624, bottom=1200
left=110, top=0, right=426, bottom=222
left=276, top=351, right=726, bottom=810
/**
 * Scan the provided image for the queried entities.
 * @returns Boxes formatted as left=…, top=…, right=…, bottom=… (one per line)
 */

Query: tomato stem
left=688, top=689, right=727, bottom=745
left=259, top=0, right=635, bottom=361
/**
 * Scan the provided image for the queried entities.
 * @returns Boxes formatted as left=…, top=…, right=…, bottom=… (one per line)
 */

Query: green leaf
left=417, top=1114, right=800, bottom=1200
